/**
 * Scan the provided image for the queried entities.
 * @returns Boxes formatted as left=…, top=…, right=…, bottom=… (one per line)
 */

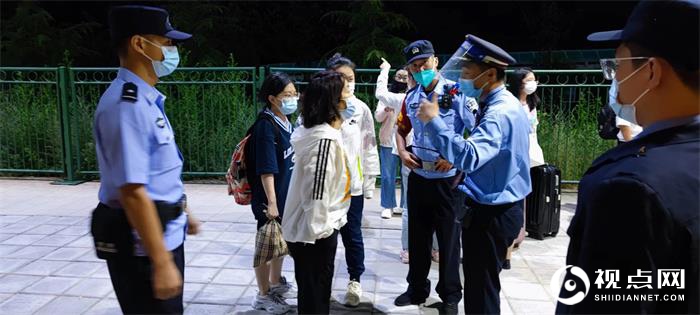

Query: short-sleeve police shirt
left=93, top=68, right=186, bottom=252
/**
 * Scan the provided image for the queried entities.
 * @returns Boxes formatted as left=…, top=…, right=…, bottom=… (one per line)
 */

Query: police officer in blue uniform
left=394, top=39, right=477, bottom=314
left=556, top=1, right=699, bottom=313
left=90, top=5, right=199, bottom=314
left=417, top=34, right=532, bottom=314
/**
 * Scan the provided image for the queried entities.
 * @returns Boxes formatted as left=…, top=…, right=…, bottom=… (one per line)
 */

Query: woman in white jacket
left=326, top=53, right=380, bottom=307
left=282, top=70, right=352, bottom=314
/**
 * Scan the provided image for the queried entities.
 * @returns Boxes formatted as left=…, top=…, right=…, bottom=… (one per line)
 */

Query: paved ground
left=0, top=179, right=577, bottom=314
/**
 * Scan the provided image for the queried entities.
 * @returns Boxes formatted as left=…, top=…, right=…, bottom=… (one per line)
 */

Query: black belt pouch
left=90, top=198, right=184, bottom=259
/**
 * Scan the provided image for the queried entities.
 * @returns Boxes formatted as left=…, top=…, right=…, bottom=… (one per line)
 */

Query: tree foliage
left=1, top=2, right=100, bottom=66
left=321, top=0, right=413, bottom=67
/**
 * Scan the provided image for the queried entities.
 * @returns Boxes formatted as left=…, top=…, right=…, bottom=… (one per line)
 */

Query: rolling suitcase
left=525, top=164, right=561, bottom=240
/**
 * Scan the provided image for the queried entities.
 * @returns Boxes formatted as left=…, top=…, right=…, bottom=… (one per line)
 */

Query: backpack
left=226, top=113, right=281, bottom=205
left=597, top=105, right=620, bottom=140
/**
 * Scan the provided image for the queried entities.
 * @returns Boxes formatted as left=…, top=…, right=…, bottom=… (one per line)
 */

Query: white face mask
left=347, top=81, right=356, bottom=95
left=523, top=81, right=538, bottom=95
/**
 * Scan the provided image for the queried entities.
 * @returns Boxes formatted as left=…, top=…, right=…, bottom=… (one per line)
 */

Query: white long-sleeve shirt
left=375, top=68, right=406, bottom=112
left=282, top=123, right=351, bottom=244
left=374, top=69, right=406, bottom=151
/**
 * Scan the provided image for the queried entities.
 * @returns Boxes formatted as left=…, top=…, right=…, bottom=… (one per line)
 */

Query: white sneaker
left=269, top=276, right=296, bottom=298
left=381, top=209, right=392, bottom=219
left=252, top=293, right=290, bottom=314
left=392, top=207, right=404, bottom=215
left=344, top=280, right=362, bottom=307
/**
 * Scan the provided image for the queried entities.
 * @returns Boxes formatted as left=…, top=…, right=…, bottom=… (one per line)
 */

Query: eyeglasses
left=599, top=57, right=649, bottom=80
left=280, top=92, right=299, bottom=98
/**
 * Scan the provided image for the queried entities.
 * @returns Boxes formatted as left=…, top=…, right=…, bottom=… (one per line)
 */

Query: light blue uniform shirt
left=406, top=76, right=477, bottom=179
left=425, top=85, right=532, bottom=205
left=93, top=68, right=186, bottom=252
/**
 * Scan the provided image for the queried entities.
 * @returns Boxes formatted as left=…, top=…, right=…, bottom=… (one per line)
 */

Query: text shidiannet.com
left=594, top=294, right=685, bottom=302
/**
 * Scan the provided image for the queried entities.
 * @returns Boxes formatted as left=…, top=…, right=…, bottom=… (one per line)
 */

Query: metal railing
left=0, top=67, right=64, bottom=175
left=1, top=66, right=260, bottom=183
left=0, top=66, right=614, bottom=184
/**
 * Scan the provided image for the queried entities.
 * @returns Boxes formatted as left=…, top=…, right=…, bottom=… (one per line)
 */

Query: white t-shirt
left=520, top=103, right=545, bottom=167
left=616, top=116, right=643, bottom=142
left=520, top=102, right=538, bottom=134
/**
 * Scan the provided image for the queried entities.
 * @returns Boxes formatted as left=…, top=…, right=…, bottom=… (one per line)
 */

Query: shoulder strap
left=260, top=114, right=282, bottom=146
left=121, top=82, right=138, bottom=103
left=248, top=112, right=283, bottom=151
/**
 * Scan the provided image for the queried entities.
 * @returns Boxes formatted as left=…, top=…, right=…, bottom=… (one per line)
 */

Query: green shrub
left=537, top=89, right=616, bottom=181
left=0, top=79, right=63, bottom=173
left=0, top=68, right=616, bottom=182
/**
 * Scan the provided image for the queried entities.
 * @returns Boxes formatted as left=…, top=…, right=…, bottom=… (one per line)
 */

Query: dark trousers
left=339, top=195, right=365, bottom=281
left=106, top=244, right=185, bottom=314
left=406, top=172, right=466, bottom=303
left=288, top=230, right=339, bottom=314
left=462, top=199, right=524, bottom=314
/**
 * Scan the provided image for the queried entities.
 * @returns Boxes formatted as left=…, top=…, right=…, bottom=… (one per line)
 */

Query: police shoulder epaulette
left=121, top=82, right=138, bottom=103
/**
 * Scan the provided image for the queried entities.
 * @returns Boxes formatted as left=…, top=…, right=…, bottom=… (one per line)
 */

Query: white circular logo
left=550, top=265, right=590, bottom=305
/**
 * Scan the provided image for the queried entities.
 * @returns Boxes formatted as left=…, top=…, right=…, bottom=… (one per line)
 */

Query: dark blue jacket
left=557, top=119, right=699, bottom=314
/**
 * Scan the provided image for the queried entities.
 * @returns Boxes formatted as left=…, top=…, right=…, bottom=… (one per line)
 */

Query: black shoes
left=502, top=259, right=512, bottom=270
left=440, top=302, right=459, bottom=315
left=394, top=291, right=427, bottom=307
left=395, top=291, right=458, bottom=315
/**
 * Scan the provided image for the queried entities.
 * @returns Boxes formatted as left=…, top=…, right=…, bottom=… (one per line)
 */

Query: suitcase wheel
left=527, top=232, right=544, bottom=240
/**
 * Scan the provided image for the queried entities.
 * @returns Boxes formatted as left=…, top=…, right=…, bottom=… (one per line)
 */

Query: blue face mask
left=340, top=96, right=357, bottom=121
left=280, top=97, right=298, bottom=115
left=608, top=79, right=622, bottom=116
left=413, top=69, right=436, bottom=88
left=458, top=70, right=488, bottom=99
left=142, top=38, right=180, bottom=78
left=609, top=78, right=648, bottom=126
left=608, top=61, right=651, bottom=126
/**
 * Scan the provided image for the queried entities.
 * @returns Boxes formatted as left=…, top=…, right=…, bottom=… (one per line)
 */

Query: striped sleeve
left=312, top=139, right=332, bottom=200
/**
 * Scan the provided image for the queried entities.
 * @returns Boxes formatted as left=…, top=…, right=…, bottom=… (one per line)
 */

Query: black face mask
left=390, top=81, right=408, bottom=93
